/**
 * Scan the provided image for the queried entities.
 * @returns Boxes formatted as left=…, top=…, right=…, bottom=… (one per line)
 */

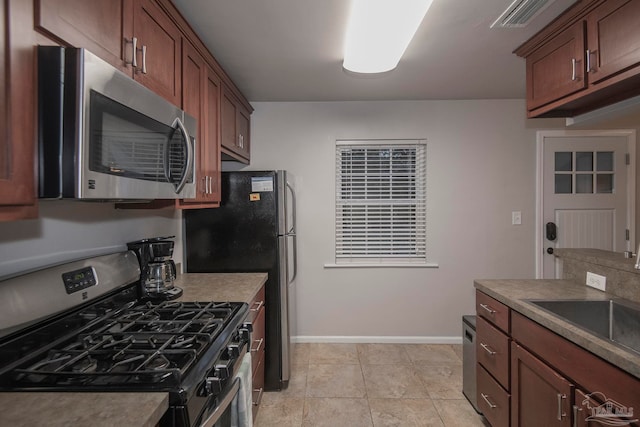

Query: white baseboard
left=292, top=336, right=462, bottom=345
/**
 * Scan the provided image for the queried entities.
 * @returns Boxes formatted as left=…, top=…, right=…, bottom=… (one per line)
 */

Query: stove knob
left=204, top=376, right=223, bottom=395
left=227, top=344, right=240, bottom=358
left=242, top=322, right=253, bottom=332
left=215, top=360, right=232, bottom=379
left=239, top=328, right=251, bottom=343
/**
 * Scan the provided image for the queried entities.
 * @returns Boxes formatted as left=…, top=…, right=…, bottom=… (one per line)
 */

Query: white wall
left=243, top=99, right=561, bottom=342
left=0, top=201, right=183, bottom=279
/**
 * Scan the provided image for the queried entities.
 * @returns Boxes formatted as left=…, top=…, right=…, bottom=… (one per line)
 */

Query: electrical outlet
left=512, top=211, right=522, bottom=225
left=586, top=272, right=606, bottom=291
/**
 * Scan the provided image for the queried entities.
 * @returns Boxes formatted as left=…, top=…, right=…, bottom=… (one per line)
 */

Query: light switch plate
left=512, top=211, right=522, bottom=225
left=586, top=272, right=606, bottom=291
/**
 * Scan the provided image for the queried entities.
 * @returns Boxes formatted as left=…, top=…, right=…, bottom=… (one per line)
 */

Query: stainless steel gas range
left=0, top=251, right=251, bottom=427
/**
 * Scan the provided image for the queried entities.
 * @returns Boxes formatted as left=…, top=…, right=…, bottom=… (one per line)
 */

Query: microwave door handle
left=171, top=117, right=194, bottom=194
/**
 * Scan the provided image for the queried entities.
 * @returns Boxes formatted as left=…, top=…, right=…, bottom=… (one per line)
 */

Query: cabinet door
left=526, top=21, right=587, bottom=111
left=35, top=0, right=134, bottom=74
left=132, top=0, right=181, bottom=105
left=178, top=40, right=221, bottom=208
left=221, top=85, right=250, bottom=163
left=179, top=40, right=206, bottom=203
left=237, top=105, right=250, bottom=160
left=511, top=342, right=573, bottom=427
left=221, top=86, right=238, bottom=154
left=0, top=0, right=37, bottom=221
left=586, top=0, right=640, bottom=84
left=203, top=66, right=222, bottom=203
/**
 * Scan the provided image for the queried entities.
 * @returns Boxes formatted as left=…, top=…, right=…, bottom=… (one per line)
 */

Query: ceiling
left=172, top=0, right=577, bottom=103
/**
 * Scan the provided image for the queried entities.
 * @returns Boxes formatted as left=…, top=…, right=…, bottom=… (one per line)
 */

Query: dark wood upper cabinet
left=35, top=0, right=181, bottom=106
left=0, top=0, right=37, bottom=221
left=526, top=21, right=586, bottom=111
left=35, top=0, right=134, bottom=74
left=516, top=0, right=640, bottom=118
left=178, top=40, right=221, bottom=208
left=221, top=84, right=250, bottom=163
left=132, top=0, right=181, bottom=105
left=586, top=0, right=640, bottom=84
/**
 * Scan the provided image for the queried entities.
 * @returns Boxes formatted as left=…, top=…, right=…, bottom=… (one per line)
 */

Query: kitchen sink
left=527, top=299, right=640, bottom=355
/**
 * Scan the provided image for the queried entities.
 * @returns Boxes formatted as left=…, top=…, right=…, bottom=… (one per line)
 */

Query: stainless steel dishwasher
left=462, top=315, right=481, bottom=413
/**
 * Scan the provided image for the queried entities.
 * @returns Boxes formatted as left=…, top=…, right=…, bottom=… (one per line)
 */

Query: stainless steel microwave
left=38, top=46, right=196, bottom=200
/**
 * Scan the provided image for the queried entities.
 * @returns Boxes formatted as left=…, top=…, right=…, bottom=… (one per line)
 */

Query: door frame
left=535, top=129, right=637, bottom=278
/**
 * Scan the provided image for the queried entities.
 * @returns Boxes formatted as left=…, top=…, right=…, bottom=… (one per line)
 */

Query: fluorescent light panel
left=343, top=0, right=434, bottom=74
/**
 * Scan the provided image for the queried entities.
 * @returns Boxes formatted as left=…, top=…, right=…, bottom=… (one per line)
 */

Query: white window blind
left=335, top=140, right=427, bottom=264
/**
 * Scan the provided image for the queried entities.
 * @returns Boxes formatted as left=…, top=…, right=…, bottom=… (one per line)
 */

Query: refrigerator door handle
left=286, top=181, right=297, bottom=234
left=290, top=234, right=298, bottom=284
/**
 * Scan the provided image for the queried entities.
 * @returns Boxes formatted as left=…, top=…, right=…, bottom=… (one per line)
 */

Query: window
left=335, top=139, right=427, bottom=265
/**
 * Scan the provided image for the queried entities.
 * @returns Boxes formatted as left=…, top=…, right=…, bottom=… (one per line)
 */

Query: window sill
left=323, top=262, right=439, bottom=269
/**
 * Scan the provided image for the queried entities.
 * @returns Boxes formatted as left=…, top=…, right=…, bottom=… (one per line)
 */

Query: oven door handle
left=200, top=377, right=240, bottom=427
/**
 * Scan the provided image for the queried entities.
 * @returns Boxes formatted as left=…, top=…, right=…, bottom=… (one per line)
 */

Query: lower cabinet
left=248, top=285, right=265, bottom=418
left=476, top=291, right=640, bottom=427
left=511, top=342, right=572, bottom=427
left=478, top=365, right=510, bottom=427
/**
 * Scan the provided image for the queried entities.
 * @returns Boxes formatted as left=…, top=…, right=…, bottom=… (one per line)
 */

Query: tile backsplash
left=555, top=248, right=640, bottom=304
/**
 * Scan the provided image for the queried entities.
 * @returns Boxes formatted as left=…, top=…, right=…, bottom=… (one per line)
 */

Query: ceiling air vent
left=491, top=0, right=556, bottom=28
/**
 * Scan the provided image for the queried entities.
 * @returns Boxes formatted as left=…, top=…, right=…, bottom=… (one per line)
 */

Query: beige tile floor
left=254, top=343, right=488, bottom=427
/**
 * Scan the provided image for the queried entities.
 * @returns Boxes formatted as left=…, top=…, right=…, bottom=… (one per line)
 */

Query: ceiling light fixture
left=343, top=0, right=434, bottom=74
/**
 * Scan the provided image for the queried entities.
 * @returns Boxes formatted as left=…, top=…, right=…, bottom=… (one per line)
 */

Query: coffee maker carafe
left=127, top=236, right=183, bottom=300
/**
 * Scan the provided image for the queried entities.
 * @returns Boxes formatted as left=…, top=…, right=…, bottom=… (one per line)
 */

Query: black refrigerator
left=184, top=170, right=297, bottom=391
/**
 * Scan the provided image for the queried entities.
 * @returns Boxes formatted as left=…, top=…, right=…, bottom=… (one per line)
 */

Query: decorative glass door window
left=554, top=151, right=614, bottom=194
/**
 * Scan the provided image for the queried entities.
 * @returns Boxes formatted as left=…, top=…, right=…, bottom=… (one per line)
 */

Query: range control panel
left=62, top=266, right=97, bottom=294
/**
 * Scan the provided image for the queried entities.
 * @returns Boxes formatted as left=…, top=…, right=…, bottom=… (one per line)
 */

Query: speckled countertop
left=0, top=272, right=268, bottom=427
left=0, top=392, right=168, bottom=427
left=474, top=278, right=640, bottom=379
left=174, top=272, right=267, bottom=303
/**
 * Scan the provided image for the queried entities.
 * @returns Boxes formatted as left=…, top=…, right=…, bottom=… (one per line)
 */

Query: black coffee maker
left=127, top=236, right=183, bottom=300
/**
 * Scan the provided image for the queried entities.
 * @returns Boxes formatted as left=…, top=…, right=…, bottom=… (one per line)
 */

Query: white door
left=538, top=131, right=636, bottom=279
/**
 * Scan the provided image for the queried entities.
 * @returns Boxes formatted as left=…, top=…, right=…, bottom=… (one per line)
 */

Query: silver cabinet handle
left=480, top=342, right=496, bottom=355
left=586, top=49, right=597, bottom=73
left=251, top=300, right=264, bottom=312
left=573, top=405, right=581, bottom=427
left=571, top=58, right=577, bottom=81
left=557, top=393, right=567, bottom=421
left=479, top=303, right=496, bottom=314
left=251, top=338, right=264, bottom=353
left=141, top=45, right=147, bottom=74
left=252, top=387, right=264, bottom=406
left=125, top=37, right=138, bottom=68
left=481, top=393, right=497, bottom=409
